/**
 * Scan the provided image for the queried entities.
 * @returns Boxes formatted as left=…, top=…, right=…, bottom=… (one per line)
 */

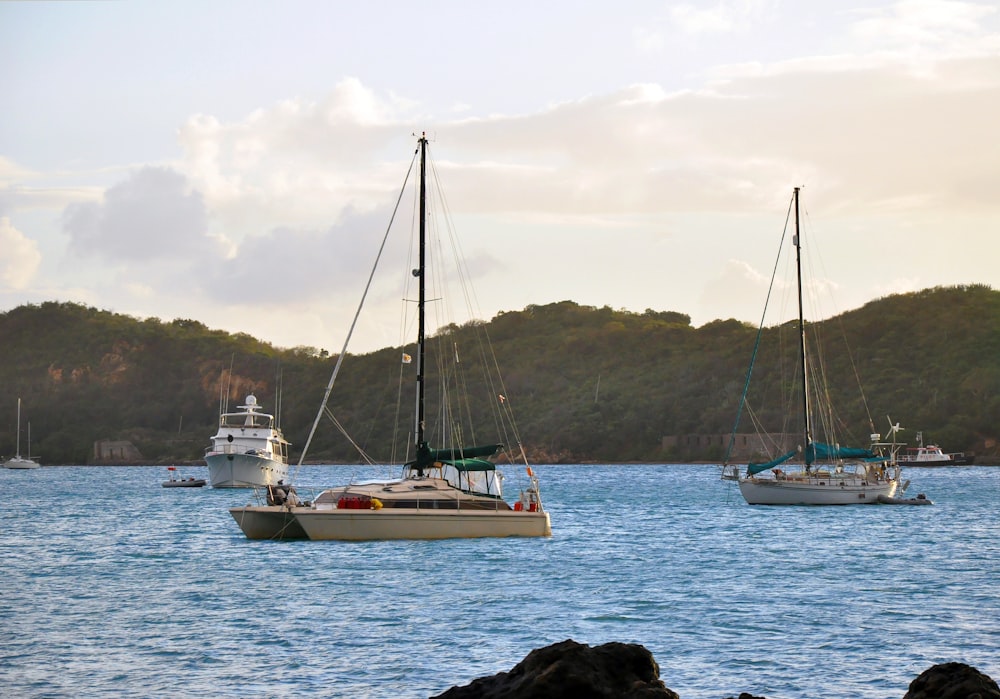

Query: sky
left=2, top=0, right=998, bottom=355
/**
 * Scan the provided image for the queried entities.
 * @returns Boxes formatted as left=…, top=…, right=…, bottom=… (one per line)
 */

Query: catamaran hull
left=294, top=508, right=552, bottom=541
left=206, top=453, right=288, bottom=488
left=738, top=478, right=898, bottom=506
left=229, top=506, right=309, bottom=540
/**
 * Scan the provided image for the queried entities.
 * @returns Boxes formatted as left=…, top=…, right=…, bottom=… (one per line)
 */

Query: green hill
left=2, top=285, right=998, bottom=465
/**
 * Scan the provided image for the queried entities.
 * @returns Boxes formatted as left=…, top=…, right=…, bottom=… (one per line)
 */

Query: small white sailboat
left=231, top=134, right=550, bottom=540
left=721, top=188, right=903, bottom=505
left=205, top=394, right=289, bottom=488
left=4, top=398, right=40, bottom=469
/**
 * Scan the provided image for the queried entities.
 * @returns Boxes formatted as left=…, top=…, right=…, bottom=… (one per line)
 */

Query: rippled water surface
left=2, top=464, right=998, bottom=698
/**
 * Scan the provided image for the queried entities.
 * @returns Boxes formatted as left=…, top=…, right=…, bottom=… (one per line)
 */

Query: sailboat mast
left=792, top=187, right=813, bottom=467
left=414, top=134, right=428, bottom=461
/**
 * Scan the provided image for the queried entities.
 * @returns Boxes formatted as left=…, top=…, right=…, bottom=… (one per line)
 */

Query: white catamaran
left=231, top=134, right=550, bottom=539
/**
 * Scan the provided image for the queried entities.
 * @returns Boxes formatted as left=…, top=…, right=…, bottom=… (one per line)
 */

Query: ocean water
left=1, top=463, right=998, bottom=699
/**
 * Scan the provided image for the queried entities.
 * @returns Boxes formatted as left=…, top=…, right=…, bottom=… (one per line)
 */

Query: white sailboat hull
left=4, top=456, right=40, bottom=469
left=738, top=475, right=898, bottom=505
left=294, top=508, right=552, bottom=541
left=206, top=452, right=289, bottom=488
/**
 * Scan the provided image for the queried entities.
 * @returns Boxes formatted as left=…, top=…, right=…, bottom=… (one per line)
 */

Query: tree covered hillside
left=1, top=285, right=997, bottom=465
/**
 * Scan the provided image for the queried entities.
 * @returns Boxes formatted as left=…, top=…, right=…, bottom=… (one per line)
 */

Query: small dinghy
left=162, top=466, right=206, bottom=488
left=877, top=493, right=932, bottom=505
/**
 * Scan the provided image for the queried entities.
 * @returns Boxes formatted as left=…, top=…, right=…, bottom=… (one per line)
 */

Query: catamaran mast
left=414, top=133, right=428, bottom=473
left=793, top=187, right=813, bottom=468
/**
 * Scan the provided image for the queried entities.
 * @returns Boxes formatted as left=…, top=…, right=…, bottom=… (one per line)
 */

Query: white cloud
left=62, top=167, right=213, bottom=262
left=0, top=156, right=38, bottom=187
left=667, top=0, right=777, bottom=35
left=175, top=80, right=420, bottom=248
left=633, top=25, right=666, bottom=53
left=699, top=258, right=787, bottom=325
left=0, top=217, right=42, bottom=289
left=670, top=3, right=740, bottom=34
left=852, top=0, right=997, bottom=48
left=199, top=204, right=405, bottom=307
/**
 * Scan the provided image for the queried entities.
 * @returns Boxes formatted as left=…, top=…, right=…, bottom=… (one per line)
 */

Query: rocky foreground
left=430, top=639, right=999, bottom=699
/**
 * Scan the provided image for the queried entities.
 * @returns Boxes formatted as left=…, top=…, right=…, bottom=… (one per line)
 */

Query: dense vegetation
left=1, top=285, right=998, bottom=465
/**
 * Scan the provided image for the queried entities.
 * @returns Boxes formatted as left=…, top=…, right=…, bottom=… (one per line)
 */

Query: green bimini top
left=444, top=458, right=497, bottom=471
left=408, top=443, right=502, bottom=470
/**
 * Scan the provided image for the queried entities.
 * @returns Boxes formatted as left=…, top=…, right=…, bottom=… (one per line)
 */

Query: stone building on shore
left=93, top=439, right=144, bottom=464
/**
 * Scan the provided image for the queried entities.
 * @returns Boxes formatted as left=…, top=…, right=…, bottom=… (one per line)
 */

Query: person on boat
left=268, top=482, right=287, bottom=506
left=284, top=485, right=300, bottom=507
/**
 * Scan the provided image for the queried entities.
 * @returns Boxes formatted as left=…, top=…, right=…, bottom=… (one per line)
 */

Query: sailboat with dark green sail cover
left=721, top=187, right=904, bottom=505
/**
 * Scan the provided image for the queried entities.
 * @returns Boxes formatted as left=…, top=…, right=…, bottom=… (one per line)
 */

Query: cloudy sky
left=2, top=0, right=998, bottom=354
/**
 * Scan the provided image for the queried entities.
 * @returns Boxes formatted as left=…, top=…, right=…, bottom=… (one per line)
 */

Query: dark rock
left=432, top=642, right=997, bottom=699
left=903, top=662, right=1000, bottom=699
left=430, top=638, right=679, bottom=699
